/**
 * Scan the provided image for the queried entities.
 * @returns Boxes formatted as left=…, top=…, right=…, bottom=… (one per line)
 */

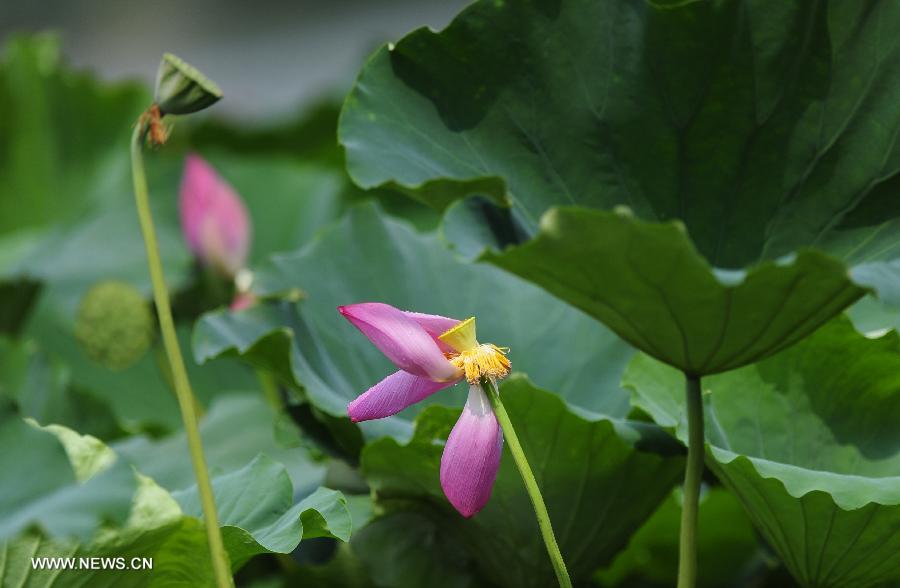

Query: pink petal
left=348, top=370, right=458, bottom=422
left=404, top=311, right=460, bottom=337
left=440, top=384, right=504, bottom=518
left=180, top=154, right=251, bottom=276
left=404, top=311, right=460, bottom=353
left=338, top=303, right=461, bottom=381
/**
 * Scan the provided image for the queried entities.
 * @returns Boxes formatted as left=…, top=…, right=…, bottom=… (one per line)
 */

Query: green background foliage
left=2, top=0, right=900, bottom=583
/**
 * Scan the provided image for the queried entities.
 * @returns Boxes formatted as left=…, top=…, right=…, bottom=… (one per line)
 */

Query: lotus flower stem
left=482, top=378, right=572, bottom=588
left=130, top=122, right=233, bottom=588
left=677, top=373, right=704, bottom=588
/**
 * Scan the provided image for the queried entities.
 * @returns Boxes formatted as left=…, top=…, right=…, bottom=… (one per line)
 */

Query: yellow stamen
left=439, top=317, right=510, bottom=383
left=448, top=343, right=511, bottom=384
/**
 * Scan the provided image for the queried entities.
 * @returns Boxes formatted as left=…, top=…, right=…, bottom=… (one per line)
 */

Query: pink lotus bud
left=179, top=154, right=250, bottom=276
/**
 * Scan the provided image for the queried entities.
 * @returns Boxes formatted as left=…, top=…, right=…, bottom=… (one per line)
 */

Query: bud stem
left=130, top=121, right=233, bottom=588
left=481, top=378, right=572, bottom=588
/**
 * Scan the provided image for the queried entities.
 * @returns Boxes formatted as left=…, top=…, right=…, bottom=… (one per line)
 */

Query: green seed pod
left=154, top=53, right=222, bottom=115
left=75, top=281, right=155, bottom=371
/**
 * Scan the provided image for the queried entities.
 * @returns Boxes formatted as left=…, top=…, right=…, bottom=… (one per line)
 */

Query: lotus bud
left=179, top=154, right=251, bottom=277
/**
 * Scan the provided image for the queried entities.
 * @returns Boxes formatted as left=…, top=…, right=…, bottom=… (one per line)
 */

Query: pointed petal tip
left=337, top=303, right=459, bottom=380
left=347, top=397, right=370, bottom=423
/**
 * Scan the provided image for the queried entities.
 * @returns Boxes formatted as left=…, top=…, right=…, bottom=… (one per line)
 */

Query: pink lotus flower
left=339, top=302, right=511, bottom=517
left=179, top=154, right=251, bottom=277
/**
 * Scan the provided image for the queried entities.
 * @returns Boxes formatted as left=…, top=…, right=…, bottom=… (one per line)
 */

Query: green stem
left=130, top=122, right=233, bottom=588
left=677, top=373, right=704, bottom=588
left=482, top=379, right=572, bottom=588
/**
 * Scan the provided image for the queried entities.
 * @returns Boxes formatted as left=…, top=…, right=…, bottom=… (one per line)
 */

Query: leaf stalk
left=677, top=373, right=704, bottom=588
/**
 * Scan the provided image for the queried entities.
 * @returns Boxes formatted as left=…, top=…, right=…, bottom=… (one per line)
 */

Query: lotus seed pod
left=154, top=53, right=222, bottom=115
left=74, top=281, right=154, bottom=371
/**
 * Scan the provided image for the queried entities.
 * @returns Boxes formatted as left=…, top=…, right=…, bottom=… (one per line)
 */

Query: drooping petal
left=180, top=154, right=251, bottom=276
left=440, top=384, right=504, bottom=518
left=348, top=370, right=458, bottom=422
left=404, top=311, right=460, bottom=353
left=339, top=303, right=461, bottom=381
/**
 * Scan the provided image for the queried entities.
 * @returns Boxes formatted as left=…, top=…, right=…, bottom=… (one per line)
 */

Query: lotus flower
left=179, top=154, right=250, bottom=277
left=339, top=302, right=511, bottom=517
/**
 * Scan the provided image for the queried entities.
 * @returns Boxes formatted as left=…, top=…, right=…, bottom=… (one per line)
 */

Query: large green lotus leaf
left=625, top=317, right=900, bottom=587
left=360, top=376, right=684, bottom=588
left=594, top=487, right=761, bottom=588
left=485, top=207, right=865, bottom=374
left=339, top=0, right=900, bottom=373
left=0, top=408, right=136, bottom=541
left=193, top=202, right=637, bottom=441
left=0, top=456, right=350, bottom=587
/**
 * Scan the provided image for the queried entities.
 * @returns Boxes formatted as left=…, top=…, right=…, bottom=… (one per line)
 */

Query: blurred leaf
left=595, top=488, right=760, bottom=588
left=114, top=393, right=327, bottom=497
left=189, top=152, right=347, bottom=268
left=191, top=100, right=346, bottom=166
left=0, top=410, right=136, bottom=540
left=848, top=294, right=900, bottom=337
left=0, top=36, right=350, bottom=436
left=0, top=337, right=123, bottom=439
left=0, top=278, right=41, bottom=336
left=0, top=34, right=147, bottom=234
left=23, top=311, right=256, bottom=433
left=0, top=455, right=350, bottom=587
left=339, top=0, right=900, bottom=374
left=194, top=202, right=636, bottom=443
left=625, top=317, right=900, bottom=587
left=360, top=377, right=683, bottom=588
